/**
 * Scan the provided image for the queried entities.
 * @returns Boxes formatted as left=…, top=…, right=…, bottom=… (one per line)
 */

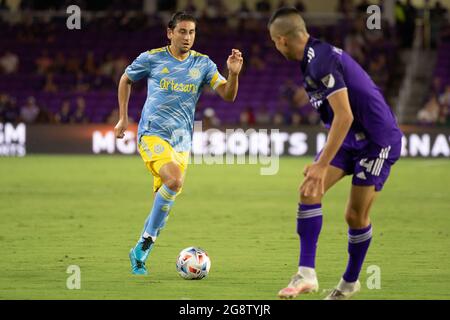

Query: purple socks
left=297, top=203, right=323, bottom=268
left=343, top=224, right=372, bottom=282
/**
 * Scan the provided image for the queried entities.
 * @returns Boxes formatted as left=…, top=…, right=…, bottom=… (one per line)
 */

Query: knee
left=345, top=207, right=368, bottom=228
left=165, top=177, right=183, bottom=193
left=300, top=193, right=322, bottom=205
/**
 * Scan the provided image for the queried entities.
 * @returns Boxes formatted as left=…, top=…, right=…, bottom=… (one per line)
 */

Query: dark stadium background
left=0, top=0, right=449, bottom=157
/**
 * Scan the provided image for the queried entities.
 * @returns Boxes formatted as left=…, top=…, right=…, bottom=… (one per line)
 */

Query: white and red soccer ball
left=176, top=247, right=211, bottom=280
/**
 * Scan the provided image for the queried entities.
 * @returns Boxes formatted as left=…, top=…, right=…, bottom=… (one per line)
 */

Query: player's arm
left=317, top=89, right=354, bottom=166
left=114, top=73, right=132, bottom=139
left=215, top=49, right=243, bottom=102
left=114, top=51, right=150, bottom=139
left=301, top=89, right=353, bottom=197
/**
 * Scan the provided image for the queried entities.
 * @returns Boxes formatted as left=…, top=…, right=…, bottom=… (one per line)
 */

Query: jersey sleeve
left=203, top=58, right=227, bottom=90
left=311, top=49, right=347, bottom=99
left=125, top=51, right=151, bottom=82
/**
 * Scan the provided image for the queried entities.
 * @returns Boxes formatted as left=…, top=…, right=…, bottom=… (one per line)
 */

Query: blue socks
left=297, top=203, right=323, bottom=269
left=141, top=184, right=177, bottom=241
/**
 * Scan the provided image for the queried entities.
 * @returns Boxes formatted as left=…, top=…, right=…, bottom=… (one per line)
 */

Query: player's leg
left=130, top=136, right=186, bottom=275
left=278, top=165, right=347, bottom=298
left=326, top=142, right=401, bottom=299
left=141, top=161, right=183, bottom=241
left=325, top=185, right=376, bottom=300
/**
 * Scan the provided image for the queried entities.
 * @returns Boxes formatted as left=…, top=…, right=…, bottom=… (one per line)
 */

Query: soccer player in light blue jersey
left=114, top=12, right=243, bottom=275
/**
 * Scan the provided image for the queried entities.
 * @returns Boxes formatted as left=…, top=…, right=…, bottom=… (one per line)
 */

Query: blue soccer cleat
left=129, top=237, right=154, bottom=275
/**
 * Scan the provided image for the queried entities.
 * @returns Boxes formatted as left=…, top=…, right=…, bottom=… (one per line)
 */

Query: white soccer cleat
left=278, top=273, right=319, bottom=299
left=324, top=279, right=361, bottom=300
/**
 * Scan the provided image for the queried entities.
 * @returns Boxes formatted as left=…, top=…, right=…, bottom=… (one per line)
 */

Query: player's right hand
left=114, top=118, right=128, bottom=139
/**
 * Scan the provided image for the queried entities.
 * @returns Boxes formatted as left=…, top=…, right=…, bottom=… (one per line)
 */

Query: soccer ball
left=176, top=247, right=211, bottom=280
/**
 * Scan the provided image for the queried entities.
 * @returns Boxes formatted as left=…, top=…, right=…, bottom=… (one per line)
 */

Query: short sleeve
left=125, top=52, right=151, bottom=82
left=311, top=50, right=347, bottom=99
left=203, top=58, right=227, bottom=90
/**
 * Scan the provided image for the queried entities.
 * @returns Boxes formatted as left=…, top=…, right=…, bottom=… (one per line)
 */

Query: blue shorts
left=316, top=138, right=402, bottom=192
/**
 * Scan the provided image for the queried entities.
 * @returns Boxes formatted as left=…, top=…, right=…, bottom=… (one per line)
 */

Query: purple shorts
left=316, top=138, right=402, bottom=192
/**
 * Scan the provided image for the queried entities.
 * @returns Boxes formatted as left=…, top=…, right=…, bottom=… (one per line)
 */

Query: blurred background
left=0, top=0, right=449, bottom=155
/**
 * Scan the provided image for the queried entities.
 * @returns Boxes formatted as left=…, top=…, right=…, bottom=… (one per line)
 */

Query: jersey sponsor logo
left=161, top=67, right=170, bottom=74
left=159, top=78, right=198, bottom=94
left=309, top=96, right=323, bottom=109
left=189, top=68, right=201, bottom=80
left=321, top=74, right=335, bottom=88
left=307, top=47, right=315, bottom=63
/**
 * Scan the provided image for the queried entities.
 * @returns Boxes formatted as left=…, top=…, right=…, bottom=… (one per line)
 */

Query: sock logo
left=161, top=204, right=171, bottom=212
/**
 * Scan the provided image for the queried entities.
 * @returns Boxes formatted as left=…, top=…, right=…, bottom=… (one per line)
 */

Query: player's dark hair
left=268, top=6, right=301, bottom=27
left=268, top=7, right=307, bottom=36
left=168, top=11, right=197, bottom=30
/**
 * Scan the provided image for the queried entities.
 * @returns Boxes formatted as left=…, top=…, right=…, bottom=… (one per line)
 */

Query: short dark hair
left=268, top=7, right=301, bottom=27
left=168, top=11, right=197, bottom=30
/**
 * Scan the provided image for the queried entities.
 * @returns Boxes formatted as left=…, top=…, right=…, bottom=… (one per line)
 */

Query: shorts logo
left=321, top=74, right=335, bottom=88
left=356, top=171, right=367, bottom=180
left=189, top=68, right=201, bottom=80
left=140, top=142, right=153, bottom=159
left=371, top=146, right=391, bottom=177
left=154, top=144, right=165, bottom=154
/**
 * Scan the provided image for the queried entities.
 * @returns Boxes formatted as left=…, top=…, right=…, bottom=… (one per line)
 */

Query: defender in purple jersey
left=268, top=7, right=403, bottom=300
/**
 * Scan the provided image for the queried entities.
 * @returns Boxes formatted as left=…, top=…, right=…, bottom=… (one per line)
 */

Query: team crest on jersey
left=154, top=144, right=165, bottom=154
left=321, top=74, right=335, bottom=88
left=189, top=68, right=201, bottom=80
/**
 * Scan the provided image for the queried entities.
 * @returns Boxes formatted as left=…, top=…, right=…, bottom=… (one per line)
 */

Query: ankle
left=298, top=266, right=317, bottom=280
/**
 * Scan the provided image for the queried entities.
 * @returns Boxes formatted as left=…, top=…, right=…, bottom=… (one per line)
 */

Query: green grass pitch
left=0, top=155, right=449, bottom=300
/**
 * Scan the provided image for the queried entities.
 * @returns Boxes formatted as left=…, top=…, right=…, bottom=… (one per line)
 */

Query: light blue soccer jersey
left=125, top=46, right=227, bottom=152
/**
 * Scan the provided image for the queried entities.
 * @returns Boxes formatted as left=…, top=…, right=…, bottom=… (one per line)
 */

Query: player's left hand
left=300, top=162, right=328, bottom=198
left=227, top=49, right=243, bottom=76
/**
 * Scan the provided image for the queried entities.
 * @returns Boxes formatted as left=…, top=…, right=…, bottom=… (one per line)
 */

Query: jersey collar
left=166, top=46, right=191, bottom=62
left=301, top=36, right=314, bottom=70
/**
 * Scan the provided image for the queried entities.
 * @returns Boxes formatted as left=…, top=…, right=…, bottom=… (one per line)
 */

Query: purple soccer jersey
left=301, top=36, right=402, bottom=147
left=301, top=37, right=403, bottom=191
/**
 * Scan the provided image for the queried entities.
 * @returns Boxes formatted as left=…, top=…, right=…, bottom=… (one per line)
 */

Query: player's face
left=168, top=21, right=196, bottom=54
left=269, top=27, right=295, bottom=61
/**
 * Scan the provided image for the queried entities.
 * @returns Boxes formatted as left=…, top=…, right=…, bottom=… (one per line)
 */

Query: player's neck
left=168, top=44, right=190, bottom=61
left=297, top=33, right=310, bottom=61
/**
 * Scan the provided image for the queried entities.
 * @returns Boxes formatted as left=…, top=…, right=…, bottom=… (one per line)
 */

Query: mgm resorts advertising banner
left=1, top=122, right=450, bottom=158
